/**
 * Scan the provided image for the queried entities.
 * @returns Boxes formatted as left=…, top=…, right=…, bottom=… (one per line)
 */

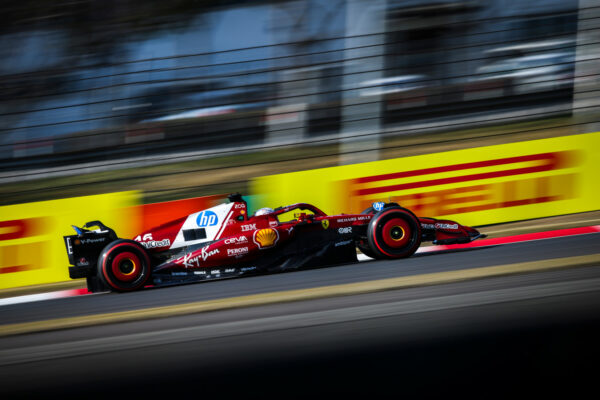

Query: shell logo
left=253, top=228, right=279, bottom=249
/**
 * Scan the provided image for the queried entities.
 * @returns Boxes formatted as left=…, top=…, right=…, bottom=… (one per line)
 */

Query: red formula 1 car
left=64, top=193, right=486, bottom=293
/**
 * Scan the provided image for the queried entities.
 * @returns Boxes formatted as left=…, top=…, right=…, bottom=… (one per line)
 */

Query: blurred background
left=1, top=2, right=600, bottom=397
left=0, top=0, right=598, bottom=206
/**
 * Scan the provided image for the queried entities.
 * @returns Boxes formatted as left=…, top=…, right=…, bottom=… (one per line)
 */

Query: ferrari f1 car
left=64, top=193, right=486, bottom=293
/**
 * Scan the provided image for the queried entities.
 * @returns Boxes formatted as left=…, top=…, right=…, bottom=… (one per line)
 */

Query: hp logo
left=372, top=202, right=385, bottom=212
left=196, top=211, right=218, bottom=227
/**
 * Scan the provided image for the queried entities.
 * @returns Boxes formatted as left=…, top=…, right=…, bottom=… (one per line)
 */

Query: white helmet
left=254, top=207, right=274, bottom=216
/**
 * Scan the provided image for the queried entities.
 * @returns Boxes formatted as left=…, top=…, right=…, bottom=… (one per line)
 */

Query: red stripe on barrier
left=0, top=265, right=31, bottom=274
left=356, top=164, right=557, bottom=196
left=356, top=153, right=559, bottom=184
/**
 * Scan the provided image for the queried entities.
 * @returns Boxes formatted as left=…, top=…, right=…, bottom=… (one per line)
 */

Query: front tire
left=367, top=207, right=421, bottom=259
left=98, top=239, right=152, bottom=292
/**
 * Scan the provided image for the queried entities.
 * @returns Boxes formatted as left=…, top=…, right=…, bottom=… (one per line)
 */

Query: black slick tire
left=366, top=206, right=421, bottom=259
left=97, top=239, right=152, bottom=292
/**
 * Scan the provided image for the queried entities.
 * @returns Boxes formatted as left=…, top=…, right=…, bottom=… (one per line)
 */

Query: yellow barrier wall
left=0, top=192, right=140, bottom=289
left=251, top=132, right=600, bottom=226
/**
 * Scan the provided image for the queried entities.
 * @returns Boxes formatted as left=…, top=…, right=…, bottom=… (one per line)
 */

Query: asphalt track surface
left=1, top=233, right=599, bottom=398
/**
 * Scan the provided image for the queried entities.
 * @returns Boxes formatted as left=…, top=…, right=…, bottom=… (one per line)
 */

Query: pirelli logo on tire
left=251, top=132, right=600, bottom=226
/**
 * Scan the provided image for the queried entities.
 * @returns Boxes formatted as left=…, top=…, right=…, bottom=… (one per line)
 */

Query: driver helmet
left=254, top=207, right=274, bottom=216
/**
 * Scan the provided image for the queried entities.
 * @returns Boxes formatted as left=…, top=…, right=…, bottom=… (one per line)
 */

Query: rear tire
left=367, top=207, right=421, bottom=259
left=97, top=239, right=152, bottom=292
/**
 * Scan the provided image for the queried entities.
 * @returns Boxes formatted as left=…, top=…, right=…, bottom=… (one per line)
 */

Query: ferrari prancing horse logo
left=321, top=220, right=329, bottom=229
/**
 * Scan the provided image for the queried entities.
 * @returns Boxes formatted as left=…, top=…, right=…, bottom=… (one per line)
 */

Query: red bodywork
left=133, top=200, right=483, bottom=273
left=64, top=196, right=485, bottom=292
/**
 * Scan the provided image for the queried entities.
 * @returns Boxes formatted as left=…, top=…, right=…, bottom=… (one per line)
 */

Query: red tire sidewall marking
left=111, top=251, right=141, bottom=282
left=102, top=242, right=150, bottom=290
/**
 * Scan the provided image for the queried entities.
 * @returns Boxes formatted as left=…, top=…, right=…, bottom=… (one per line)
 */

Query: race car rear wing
left=64, top=221, right=118, bottom=279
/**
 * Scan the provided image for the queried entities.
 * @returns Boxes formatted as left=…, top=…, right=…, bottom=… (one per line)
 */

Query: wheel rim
left=111, top=251, right=141, bottom=282
left=381, top=218, right=411, bottom=248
